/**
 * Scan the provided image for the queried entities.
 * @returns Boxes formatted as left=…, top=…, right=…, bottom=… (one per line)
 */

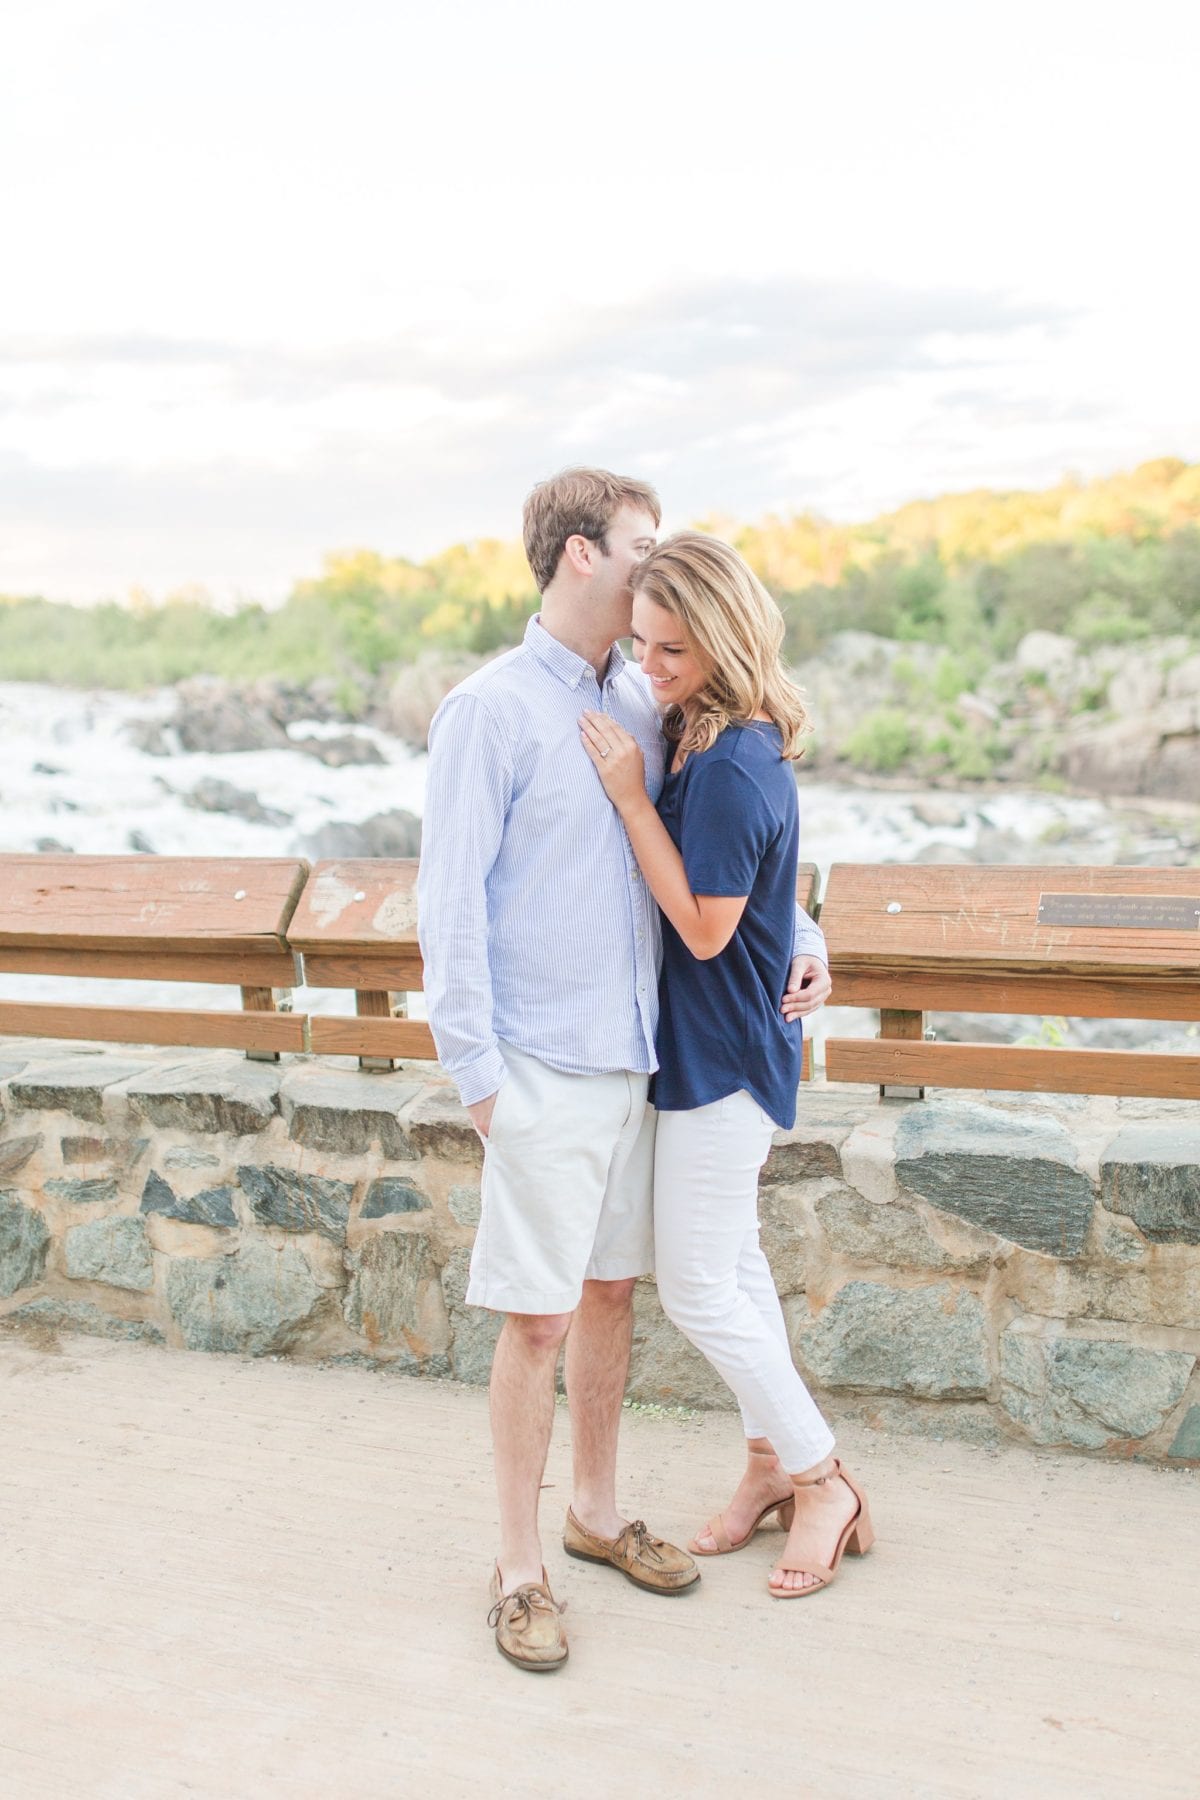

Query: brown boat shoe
left=563, top=1509, right=700, bottom=1595
left=487, top=1565, right=569, bottom=1672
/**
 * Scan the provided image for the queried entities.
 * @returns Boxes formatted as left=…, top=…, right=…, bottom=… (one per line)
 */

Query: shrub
left=843, top=708, right=921, bottom=772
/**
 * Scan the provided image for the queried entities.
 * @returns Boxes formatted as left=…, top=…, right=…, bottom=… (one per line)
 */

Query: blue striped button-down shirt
left=417, top=615, right=826, bottom=1105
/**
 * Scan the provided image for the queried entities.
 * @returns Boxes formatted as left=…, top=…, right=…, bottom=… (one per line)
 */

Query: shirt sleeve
left=416, top=692, right=513, bottom=1106
left=791, top=904, right=828, bottom=965
left=678, top=759, right=775, bottom=896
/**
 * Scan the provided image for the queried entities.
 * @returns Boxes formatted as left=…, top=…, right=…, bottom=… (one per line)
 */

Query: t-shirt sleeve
left=679, top=759, right=775, bottom=896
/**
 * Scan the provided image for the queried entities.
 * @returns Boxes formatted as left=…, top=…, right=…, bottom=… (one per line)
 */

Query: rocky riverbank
left=95, top=620, right=1200, bottom=809
left=798, top=626, right=1200, bottom=802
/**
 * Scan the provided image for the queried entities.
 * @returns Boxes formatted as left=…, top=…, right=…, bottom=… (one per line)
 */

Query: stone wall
left=1, top=1040, right=1198, bottom=1464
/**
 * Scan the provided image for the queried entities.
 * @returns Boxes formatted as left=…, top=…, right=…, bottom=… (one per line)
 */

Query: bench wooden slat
left=796, top=862, right=820, bottom=918
left=830, top=967, right=1200, bottom=1022
left=825, top=1038, right=1200, bottom=1100
left=301, top=950, right=425, bottom=990
left=287, top=860, right=419, bottom=952
left=0, top=1000, right=306, bottom=1054
left=821, top=864, right=1200, bottom=975
left=309, top=1015, right=437, bottom=1058
left=0, top=855, right=309, bottom=952
left=0, top=948, right=299, bottom=987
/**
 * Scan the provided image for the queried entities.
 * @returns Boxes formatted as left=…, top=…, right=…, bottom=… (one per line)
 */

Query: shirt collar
left=524, top=614, right=626, bottom=691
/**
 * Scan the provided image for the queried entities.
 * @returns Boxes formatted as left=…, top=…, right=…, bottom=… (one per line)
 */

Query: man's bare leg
left=491, top=1310, right=572, bottom=1593
left=564, top=1276, right=636, bottom=1537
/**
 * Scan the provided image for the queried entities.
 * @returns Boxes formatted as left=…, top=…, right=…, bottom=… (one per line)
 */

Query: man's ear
left=562, top=533, right=594, bottom=578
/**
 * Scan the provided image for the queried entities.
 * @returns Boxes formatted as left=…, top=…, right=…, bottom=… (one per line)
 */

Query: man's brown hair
left=522, top=467, right=662, bottom=594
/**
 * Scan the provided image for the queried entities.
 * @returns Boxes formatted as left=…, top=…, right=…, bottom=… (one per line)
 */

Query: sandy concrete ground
left=0, top=1331, right=1196, bottom=1800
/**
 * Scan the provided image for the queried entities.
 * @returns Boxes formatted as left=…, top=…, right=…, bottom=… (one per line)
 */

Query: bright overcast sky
left=1, top=0, right=1197, bottom=603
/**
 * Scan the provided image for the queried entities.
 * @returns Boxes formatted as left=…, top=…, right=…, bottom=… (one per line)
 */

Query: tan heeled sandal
left=689, top=1444, right=796, bottom=1557
left=769, top=1458, right=874, bottom=1599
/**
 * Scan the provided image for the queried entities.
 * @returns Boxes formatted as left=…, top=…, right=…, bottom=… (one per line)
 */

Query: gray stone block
left=167, top=1240, right=322, bottom=1354
left=761, top=1108, right=856, bottom=1184
left=627, top=1281, right=733, bottom=1410
left=0, top=1134, right=42, bottom=1179
left=361, top=1177, right=429, bottom=1218
left=162, top=1146, right=223, bottom=1172
left=123, top=1055, right=279, bottom=1135
left=0, top=1297, right=164, bottom=1345
left=758, top=1186, right=811, bottom=1294
left=44, top=1177, right=119, bottom=1206
left=440, top=1246, right=501, bottom=1384
left=140, top=1170, right=237, bottom=1228
left=280, top=1067, right=419, bottom=1158
left=1100, top=1125, right=1200, bottom=1245
left=64, top=1215, right=154, bottom=1292
left=798, top=1280, right=990, bottom=1399
left=402, top=1088, right=483, bottom=1165
left=895, top=1101, right=1094, bottom=1257
left=999, top=1327, right=1196, bottom=1449
left=60, top=1136, right=116, bottom=1164
left=344, top=1230, right=437, bottom=1344
left=1099, top=1217, right=1146, bottom=1264
left=1167, top=1405, right=1200, bottom=1460
left=0, top=1193, right=51, bottom=1297
left=815, top=1186, right=988, bottom=1273
left=9, top=1058, right=147, bottom=1123
left=447, top=1184, right=481, bottom=1227
left=237, top=1164, right=353, bottom=1241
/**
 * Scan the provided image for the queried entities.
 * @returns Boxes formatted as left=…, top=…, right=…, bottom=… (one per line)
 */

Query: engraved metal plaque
left=1038, top=893, right=1200, bottom=931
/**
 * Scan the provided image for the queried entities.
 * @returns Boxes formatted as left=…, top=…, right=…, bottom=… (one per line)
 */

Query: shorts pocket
left=484, top=1076, right=514, bottom=1146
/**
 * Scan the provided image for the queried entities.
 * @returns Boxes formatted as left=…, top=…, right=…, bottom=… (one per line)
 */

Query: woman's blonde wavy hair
left=631, top=531, right=810, bottom=762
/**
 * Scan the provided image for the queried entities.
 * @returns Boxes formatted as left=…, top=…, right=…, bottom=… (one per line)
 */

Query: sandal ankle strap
left=793, top=1458, right=842, bottom=1488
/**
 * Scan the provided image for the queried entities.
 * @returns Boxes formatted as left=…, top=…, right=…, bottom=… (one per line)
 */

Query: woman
left=579, top=531, right=873, bottom=1598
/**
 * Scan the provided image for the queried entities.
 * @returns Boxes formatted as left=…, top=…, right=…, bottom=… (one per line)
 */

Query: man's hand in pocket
left=468, top=1093, right=498, bottom=1141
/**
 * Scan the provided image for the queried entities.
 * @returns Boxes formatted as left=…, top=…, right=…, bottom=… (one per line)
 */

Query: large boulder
left=380, top=652, right=494, bottom=750
left=294, top=733, right=385, bottom=768
left=183, top=778, right=292, bottom=827
left=298, top=809, right=422, bottom=860
left=172, top=677, right=291, bottom=754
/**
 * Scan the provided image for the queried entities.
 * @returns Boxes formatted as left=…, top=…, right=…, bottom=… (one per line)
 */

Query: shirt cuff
left=791, top=920, right=829, bottom=965
left=451, top=1045, right=509, bottom=1108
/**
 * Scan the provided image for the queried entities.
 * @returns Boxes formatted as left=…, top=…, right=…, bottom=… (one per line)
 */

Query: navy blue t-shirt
left=653, top=721, right=802, bottom=1129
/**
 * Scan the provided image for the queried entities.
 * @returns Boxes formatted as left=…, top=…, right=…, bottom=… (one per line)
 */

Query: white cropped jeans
left=654, top=1089, right=836, bottom=1474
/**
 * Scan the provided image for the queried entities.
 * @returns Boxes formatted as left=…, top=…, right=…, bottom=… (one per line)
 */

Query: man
left=418, top=468, right=830, bottom=1672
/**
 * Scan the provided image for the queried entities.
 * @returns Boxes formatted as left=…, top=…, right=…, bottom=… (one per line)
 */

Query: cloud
left=0, top=273, right=1164, bottom=604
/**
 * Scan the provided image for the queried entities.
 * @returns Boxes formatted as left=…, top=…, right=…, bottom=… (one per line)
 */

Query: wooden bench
left=820, top=864, right=1200, bottom=1100
left=0, top=853, right=825, bottom=1076
left=286, top=859, right=435, bottom=1070
left=0, top=854, right=307, bottom=1060
left=287, top=859, right=823, bottom=1075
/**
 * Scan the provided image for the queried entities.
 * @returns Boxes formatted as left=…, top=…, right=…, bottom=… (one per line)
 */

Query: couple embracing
left=418, top=467, right=874, bottom=1673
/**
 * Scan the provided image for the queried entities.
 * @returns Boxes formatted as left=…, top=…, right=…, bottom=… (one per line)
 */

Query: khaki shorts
left=466, top=1041, right=656, bottom=1315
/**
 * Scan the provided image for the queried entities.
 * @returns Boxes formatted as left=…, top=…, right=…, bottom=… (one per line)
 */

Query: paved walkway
left=0, top=1329, right=1196, bottom=1800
